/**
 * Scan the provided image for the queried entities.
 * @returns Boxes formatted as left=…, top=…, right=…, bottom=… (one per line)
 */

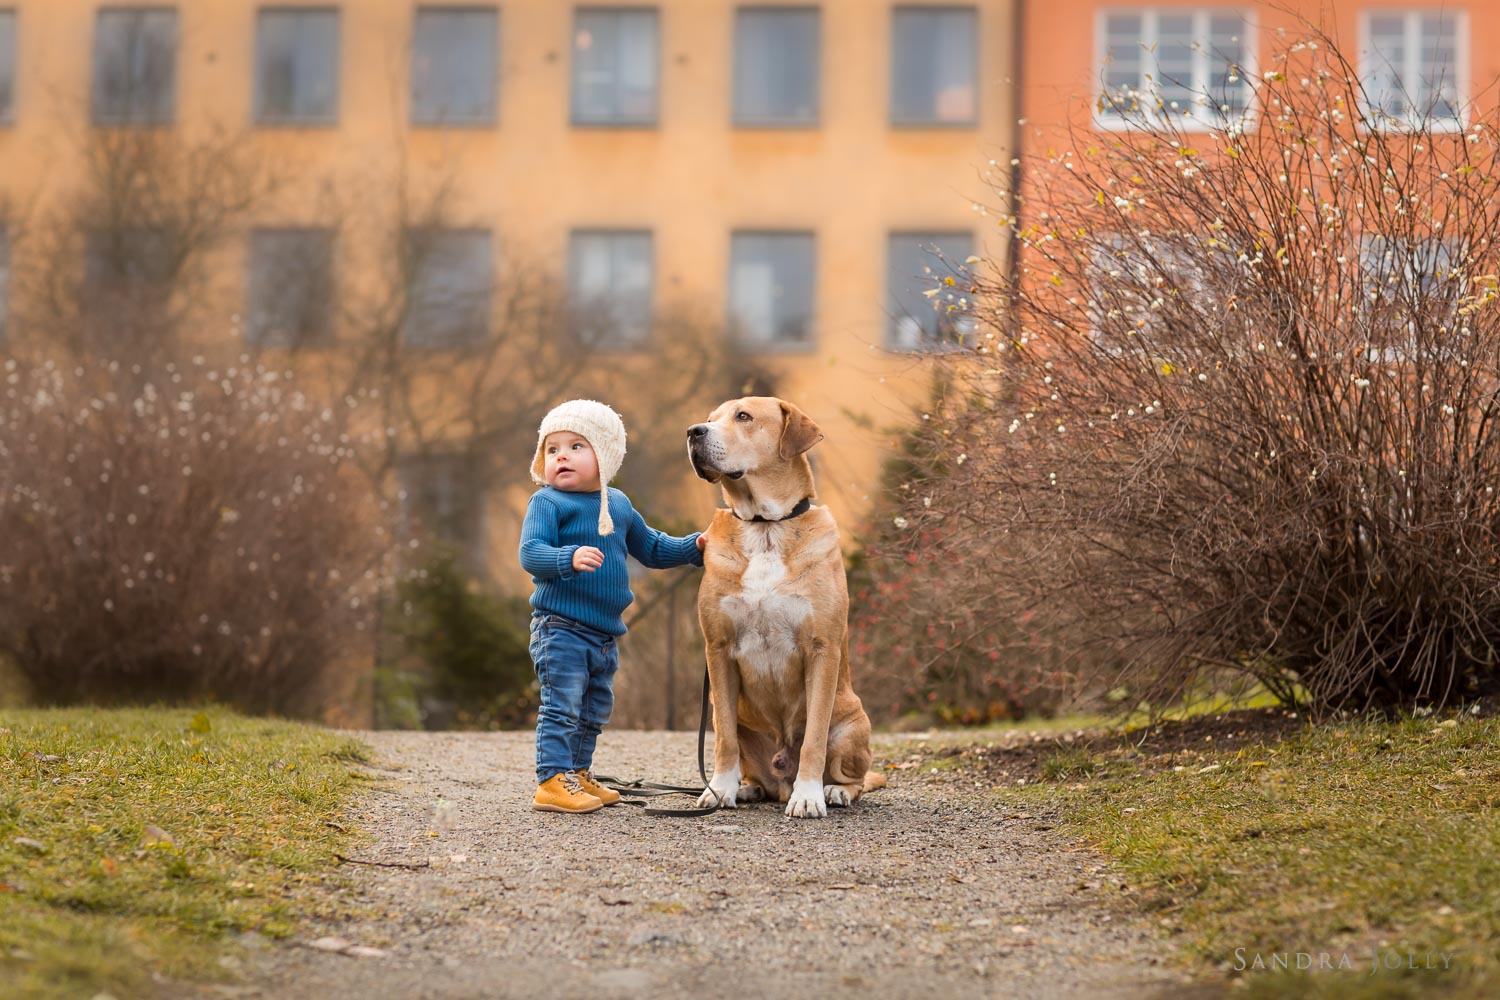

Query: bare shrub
left=848, top=389, right=1099, bottom=726
left=0, top=356, right=391, bottom=716
left=899, top=20, right=1500, bottom=715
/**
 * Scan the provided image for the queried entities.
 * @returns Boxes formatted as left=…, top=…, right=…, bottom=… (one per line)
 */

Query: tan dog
left=687, top=397, right=887, bottom=818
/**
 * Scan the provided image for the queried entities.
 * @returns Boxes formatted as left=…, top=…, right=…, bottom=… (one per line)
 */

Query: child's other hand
left=572, top=546, right=604, bottom=572
left=695, top=533, right=707, bottom=553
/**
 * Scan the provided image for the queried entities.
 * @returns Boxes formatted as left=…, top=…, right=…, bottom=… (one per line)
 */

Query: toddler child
left=519, top=399, right=706, bottom=813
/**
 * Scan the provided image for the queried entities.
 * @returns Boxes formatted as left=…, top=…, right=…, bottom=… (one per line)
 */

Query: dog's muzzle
left=687, top=424, right=744, bottom=482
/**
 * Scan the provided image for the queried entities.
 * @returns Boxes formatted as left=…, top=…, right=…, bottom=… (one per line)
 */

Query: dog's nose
left=688, top=424, right=708, bottom=440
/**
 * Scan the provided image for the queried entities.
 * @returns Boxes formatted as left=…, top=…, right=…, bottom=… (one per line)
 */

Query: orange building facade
left=1020, top=1, right=1491, bottom=167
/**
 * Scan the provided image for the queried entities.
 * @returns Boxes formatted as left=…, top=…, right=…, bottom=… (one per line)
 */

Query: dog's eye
left=735, top=411, right=752, bottom=422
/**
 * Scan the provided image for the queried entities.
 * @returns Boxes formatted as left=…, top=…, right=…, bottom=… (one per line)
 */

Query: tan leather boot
left=532, top=771, right=603, bottom=813
left=575, top=769, right=621, bottom=806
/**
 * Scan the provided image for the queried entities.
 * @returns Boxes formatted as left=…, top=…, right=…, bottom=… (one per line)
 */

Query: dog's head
left=686, top=396, right=824, bottom=485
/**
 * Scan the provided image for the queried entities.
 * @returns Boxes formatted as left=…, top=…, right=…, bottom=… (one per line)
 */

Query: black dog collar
left=733, top=497, right=814, bottom=523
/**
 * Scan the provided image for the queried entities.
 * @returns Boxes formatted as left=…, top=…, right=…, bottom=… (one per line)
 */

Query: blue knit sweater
left=519, top=486, right=703, bottom=636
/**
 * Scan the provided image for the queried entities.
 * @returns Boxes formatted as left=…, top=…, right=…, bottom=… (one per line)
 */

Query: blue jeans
left=529, top=613, right=619, bottom=784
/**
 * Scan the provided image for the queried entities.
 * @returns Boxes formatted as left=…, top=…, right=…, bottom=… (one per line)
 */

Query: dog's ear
left=778, top=401, right=824, bottom=460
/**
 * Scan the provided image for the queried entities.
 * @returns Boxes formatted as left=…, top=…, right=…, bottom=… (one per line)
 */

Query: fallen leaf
left=139, top=825, right=176, bottom=849
left=12, top=837, right=46, bottom=854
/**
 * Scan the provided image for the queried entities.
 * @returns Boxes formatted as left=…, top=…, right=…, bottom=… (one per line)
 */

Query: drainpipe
left=1006, top=0, right=1027, bottom=342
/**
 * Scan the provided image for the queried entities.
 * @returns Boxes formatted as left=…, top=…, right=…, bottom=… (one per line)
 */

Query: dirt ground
left=201, top=728, right=1224, bottom=1000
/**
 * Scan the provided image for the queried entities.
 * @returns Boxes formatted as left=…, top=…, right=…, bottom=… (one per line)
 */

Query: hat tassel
left=598, top=487, right=614, bottom=536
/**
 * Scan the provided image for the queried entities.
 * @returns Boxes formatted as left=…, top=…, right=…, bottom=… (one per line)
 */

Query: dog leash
left=594, top=668, right=726, bottom=817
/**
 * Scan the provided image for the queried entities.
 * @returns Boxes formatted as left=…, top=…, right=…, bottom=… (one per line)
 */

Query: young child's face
left=542, top=431, right=602, bottom=492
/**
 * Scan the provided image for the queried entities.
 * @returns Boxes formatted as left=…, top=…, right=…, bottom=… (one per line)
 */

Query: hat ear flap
left=778, top=401, right=824, bottom=460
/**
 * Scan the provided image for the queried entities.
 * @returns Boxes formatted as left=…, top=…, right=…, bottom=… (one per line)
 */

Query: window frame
left=1086, top=231, right=1230, bottom=359
left=1357, top=9, right=1468, bottom=133
left=91, top=6, right=179, bottom=127
left=83, top=226, right=178, bottom=303
left=410, top=5, right=500, bottom=128
left=400, top=227, right=494, bottom=351
left=889, top=5, right=979, bottom=129
left=245, top=226, right=337, bottom=350
left=727, top=229, right=819, bottom=354
left=1356, top=234, right=1467, bottom=361
left=1094, top=7, right=1257, bottom=134
left=0, top=8, right=17, bottom=127
left=732, top=5, right=821, bottom=129
left=396, top=450, right=488, bottom=572
left=567, top=228, right=655, bottom=352
left=570, top=6, right=660, bottom=128
left=886, top=230, right=976, bottom=353
left=254, top=6, right=342, bottom=128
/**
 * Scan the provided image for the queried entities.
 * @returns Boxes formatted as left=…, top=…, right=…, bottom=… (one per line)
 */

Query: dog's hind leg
left=822, top=714, right=874, bottom=807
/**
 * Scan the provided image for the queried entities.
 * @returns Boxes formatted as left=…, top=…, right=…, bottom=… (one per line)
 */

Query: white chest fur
left=719, top=523, right=813, bottom=678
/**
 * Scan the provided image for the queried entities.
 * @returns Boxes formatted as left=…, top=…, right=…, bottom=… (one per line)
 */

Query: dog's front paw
left=698, top=767, right=741, bottom=809
left=786, top=779, right=827, bottom=818
left=824, top=785, right=852, bottom=807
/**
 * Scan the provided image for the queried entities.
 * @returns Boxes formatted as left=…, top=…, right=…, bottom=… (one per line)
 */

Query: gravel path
left=216, top=729, right=1208, bottom=1000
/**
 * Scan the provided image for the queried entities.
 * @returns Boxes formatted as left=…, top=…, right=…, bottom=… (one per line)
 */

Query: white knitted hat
left=530, top=399, right=628, bottom=536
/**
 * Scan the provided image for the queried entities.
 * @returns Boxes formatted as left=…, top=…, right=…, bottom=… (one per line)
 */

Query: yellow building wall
left=0, top=1, right=1017, bottom=573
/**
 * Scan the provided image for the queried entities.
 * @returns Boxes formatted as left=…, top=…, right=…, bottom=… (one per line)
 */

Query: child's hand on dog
left=572, top=546, right=604, bottom=572
left=696, top=533, right=707, bottom=553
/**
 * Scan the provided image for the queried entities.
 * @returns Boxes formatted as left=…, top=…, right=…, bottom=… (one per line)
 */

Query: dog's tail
left=862, top=770, right=888, bottom=793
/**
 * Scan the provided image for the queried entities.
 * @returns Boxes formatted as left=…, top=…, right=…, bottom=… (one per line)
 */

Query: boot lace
left=560, top=770, right=588, bottom=795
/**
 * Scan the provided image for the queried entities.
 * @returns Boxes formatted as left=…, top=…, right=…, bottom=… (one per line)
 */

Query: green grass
left=0, top=707, right=371, bottom=999
left=1024, top=714, right=1500, bottom=998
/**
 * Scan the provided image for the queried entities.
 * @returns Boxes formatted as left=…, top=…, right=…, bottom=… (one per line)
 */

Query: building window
left=1359, top=235, right=1463, bottom=322
left=1098, top=9, right=1252, bottom=129
left=729, top=232, right=816, bottom=351
left=246, top=228, right=334, bottom=349
left=255, top=8, right=339, bottom=125
left=734, top=7, right=819, bottom=126
left=1361, top=11, right=1465, bottom=129
left=402, top=228, right=492, bottom=349
left=92, top=8, right=177, bottom=125
left=568, top=230, right=653, bottom=349
left=891, top=6, right=976, bottom=127
left=398, top=452, right=486, bottom=569
left=571, top=8, right=658, bottom=126
left=84, top=227, right=176, bottom=306
left=1086, top=233, right=1215, bottom=356
left=411, top=7, right=498, bottom=126
left=0, top=10, right=16, bottom=125
left=887, top=232, right=974, bottom=351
